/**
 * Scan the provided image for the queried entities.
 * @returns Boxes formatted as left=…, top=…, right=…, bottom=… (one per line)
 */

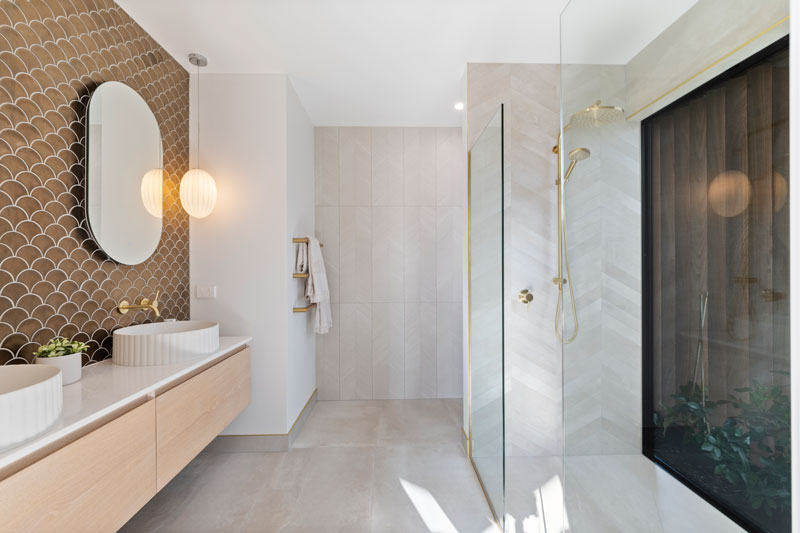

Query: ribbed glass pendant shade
left=140, top=168, right=163, bottom=218
left=180, top=168, right=217, bottom=218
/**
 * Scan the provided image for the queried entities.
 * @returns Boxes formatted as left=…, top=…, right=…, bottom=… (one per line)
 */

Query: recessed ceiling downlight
left=454, top=102, right=464, bottom=111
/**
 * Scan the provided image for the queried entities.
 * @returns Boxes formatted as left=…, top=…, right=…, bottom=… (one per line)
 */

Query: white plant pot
left=36, top=352, right=82, bottom=385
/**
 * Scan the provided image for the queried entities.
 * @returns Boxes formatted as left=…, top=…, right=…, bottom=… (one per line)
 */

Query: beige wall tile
left=339, top=206, right=372, bottom=303
left=314, top=206, right=340, bottom=303
left=436, top=206, right=464, bottom=303
left=436, top=302, right=462, bottom=398
left=316, top=304, right=341, bottom=400
left=436, top=127, right=465, bottom=206
left=404, top=303, right=437, bottom=399
left=339, top=303, right=373, bottom=400
left=372, top=207, right=404, bottom=302
left=314, top=128, right=339, bottom=206
left=315, top=126, right=462, bottom=400
left=403, top=128, right=436, bottom=206
left=372, top=303, right=405, bottom=400
left=371, top=127, right=404, bottom=206
left=339, top=127, right=371, bottom=206
left=404, top=206, right=437, bottom=303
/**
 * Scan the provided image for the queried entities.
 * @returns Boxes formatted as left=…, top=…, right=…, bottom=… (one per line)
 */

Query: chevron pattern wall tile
left=0, top=0, right=190, bottom=366
left=467, top=63, right=562, bottom=457
left=562, top=71, right=642, bottom=455
left=467, top=63, right=643, bottom=458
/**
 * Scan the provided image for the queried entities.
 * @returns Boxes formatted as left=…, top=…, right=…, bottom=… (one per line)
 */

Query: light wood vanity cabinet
left=0, top=400, right=156, bottom=533
left=0, top=346, right=250, bottom=533
left=156, top=347, right=251, bottom=489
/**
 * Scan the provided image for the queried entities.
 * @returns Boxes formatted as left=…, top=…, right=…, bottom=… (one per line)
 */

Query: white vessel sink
left=112, top=321, right=220, bottom=366
left=0, top=365, right=62, bottom=449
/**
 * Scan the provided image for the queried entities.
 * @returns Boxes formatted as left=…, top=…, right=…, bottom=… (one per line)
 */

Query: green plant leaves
left=660, top=379, right=791, bottom=517
left=35, top=337, right=89, bottom=358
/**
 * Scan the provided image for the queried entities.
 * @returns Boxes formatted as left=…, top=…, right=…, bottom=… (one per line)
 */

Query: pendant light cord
left=196, top=62, right=200, bottom=170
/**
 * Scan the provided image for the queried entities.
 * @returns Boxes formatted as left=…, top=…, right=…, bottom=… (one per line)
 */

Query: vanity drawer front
left=156, top=347, right=250, bottom=490
left=0, top=400, right=156, bottom=533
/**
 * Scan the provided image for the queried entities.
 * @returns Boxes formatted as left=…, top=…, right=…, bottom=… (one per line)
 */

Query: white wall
left=286, top=80, right=317, bottom=423
left=191, top=73, right=315, bottom=435
left=314, top=127, right=465, bottom=400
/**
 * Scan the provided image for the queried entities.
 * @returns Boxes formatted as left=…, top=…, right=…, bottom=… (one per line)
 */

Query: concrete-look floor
left=122, top=399, right=498, bottom=532
left=502, top=455, right=746, bottom=533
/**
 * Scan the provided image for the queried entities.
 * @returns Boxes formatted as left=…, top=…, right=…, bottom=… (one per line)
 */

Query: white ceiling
left=117, top=0, right=698, bottom=127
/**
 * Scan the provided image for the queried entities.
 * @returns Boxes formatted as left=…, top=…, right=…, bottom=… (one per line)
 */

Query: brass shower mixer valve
left=518, top=290, right=533, bottom=304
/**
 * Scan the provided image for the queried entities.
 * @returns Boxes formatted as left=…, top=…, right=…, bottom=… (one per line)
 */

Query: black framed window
left=642, top=37, right=790, bottom=533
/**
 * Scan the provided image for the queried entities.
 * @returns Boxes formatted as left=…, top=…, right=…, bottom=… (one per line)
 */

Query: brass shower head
left=564, top=147, right=591, bottom=182
left=566, top=100, right=625, bottom=129
left=569, top=147, right=591, bottom=161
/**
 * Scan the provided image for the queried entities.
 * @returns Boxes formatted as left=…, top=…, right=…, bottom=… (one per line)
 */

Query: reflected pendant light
left=180, top=53, right=217, bottom=218
left=708, top=170, right=751, bottom=217
left=140, top=168, right=163, bottom=218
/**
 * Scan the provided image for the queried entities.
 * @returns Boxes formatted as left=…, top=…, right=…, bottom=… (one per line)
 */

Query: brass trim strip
left=287, top=388, right=318, bottom=436
left=468, top=454, right=502, bottom=530
left=626, top=15, right=790, bottom=120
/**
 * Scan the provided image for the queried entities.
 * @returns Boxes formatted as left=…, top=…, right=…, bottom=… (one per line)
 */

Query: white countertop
left=0, top=336, right=251, bottom=472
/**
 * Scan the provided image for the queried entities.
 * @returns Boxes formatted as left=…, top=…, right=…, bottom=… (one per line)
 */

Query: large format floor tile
left=122, top=399, right=497, bottom=533
left=503, top=455, right=747, bottom=533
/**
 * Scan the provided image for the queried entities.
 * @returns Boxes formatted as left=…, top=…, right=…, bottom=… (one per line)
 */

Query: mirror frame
left=85, top=81, right=163, bottom=265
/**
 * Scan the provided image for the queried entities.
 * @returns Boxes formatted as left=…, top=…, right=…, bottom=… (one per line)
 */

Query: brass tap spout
left=118, top=290, right=160, bottom=317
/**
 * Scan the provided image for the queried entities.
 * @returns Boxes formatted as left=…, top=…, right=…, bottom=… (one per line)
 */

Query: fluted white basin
left=112, top=321, right=220, bottom=366
left=0, top=365, right=62, bottom=449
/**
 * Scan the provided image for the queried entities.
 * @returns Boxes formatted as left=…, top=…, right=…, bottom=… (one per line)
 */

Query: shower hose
left=555, top=205, right=578, bottom=344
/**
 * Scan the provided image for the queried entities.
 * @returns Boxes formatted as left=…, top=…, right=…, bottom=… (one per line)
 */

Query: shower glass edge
left=468, top=104, right=505, bottom=529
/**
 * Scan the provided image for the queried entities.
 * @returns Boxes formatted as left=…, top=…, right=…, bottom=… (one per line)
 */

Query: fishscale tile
left=0, top=1, right=190, bottom=365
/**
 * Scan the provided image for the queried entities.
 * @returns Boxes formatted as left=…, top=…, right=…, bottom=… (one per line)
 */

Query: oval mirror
left=86, top=81, right=162, bottom=265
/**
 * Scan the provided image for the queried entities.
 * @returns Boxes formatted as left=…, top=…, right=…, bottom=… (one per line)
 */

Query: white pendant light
left=180, top=53, right=217, bottom=218
left=140, top=168, right=163, bottom=218
left=180, top=168, right=217, bottom=218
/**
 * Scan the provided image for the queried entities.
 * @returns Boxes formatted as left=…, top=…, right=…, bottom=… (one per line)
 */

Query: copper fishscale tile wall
left=0, top=0, right=190, bottom=365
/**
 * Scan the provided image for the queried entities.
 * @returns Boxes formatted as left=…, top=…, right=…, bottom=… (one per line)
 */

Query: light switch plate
left=196, top=285, right=217, bottom=299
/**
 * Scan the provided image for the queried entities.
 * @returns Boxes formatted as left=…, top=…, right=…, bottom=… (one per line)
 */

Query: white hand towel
left=304, top=236, right=332, bottom=334
left=296, top=242, right=308, bottom=274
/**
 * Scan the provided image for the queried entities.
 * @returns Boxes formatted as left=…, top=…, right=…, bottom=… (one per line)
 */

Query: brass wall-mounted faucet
left=118, top=290, right=160, bottom=317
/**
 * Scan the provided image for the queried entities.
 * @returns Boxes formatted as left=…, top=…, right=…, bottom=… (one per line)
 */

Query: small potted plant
left=35, top=337, right=88, bottom=385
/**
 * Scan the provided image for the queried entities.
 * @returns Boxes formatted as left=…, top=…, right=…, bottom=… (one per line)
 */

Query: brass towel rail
left=292, top=238, right=321, bottom=312
left=292, top=237, right=323, bottom=247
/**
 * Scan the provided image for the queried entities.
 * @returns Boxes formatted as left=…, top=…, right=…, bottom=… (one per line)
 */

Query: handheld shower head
left=564, top=147, right=590, bottom=182
left=569, top=147, right=591, bottom=161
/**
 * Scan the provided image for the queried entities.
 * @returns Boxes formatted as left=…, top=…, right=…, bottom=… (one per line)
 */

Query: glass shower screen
left=468, top=105, right=505, bottom=526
